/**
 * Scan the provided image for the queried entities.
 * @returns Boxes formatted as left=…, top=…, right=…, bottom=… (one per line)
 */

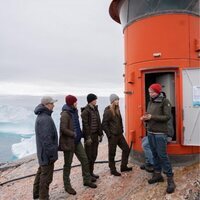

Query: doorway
left=145, top=72, right=176, bottom=141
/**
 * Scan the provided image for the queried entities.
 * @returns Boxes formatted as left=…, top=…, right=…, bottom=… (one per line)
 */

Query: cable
left=0, top=159, right=122, bottom=187
left=0, top=142, right=133, bottom=187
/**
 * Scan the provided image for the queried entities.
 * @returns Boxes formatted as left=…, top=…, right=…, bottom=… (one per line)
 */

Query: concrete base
left=129, top=150, right=200, bottom=167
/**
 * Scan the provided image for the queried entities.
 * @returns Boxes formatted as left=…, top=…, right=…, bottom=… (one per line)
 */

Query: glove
left=85, top=137, right=92, bottom=145
left=98, top=135, right=103, bottom=143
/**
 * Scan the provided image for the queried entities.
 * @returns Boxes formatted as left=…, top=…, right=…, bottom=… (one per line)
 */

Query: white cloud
left=0, top=81, right=124, bottom=97
left=0, top=0, right=124, bottom=95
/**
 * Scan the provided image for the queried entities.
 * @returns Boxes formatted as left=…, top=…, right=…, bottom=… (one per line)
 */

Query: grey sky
left=0, top=0, right=124, bottom=96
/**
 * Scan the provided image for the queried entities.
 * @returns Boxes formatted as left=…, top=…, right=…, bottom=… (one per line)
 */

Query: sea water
left=0, top=95, right=124, bottom=163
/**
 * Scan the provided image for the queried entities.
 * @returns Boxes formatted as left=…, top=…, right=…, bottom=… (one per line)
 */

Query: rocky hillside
left=0, top=143, right=199, bottom=200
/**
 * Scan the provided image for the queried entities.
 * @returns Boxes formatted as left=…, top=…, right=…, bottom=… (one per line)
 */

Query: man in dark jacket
left=33, top=96, right=58, bottom=200
left=81, top=93, right=103, bottom=179
left=102, top=94, right=132, bottom=176
left=140, top=91, right=175, bottom=173
left=140, top=83, right=176, bottom=194
left=59, top=95, right=97, bottom=196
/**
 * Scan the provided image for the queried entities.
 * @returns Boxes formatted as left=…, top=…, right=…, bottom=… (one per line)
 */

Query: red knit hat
left=65, top=95, right=77, bottom=106
left=149, top=83, right=162, bottom=94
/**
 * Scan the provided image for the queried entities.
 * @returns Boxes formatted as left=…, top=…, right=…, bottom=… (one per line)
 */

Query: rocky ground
left=0, top=142, right=199, bottom=200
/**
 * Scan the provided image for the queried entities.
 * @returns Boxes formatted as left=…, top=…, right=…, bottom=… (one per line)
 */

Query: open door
left=182, top=68, right=200, bottom=146
left=145, top=71, right=176, bottom=141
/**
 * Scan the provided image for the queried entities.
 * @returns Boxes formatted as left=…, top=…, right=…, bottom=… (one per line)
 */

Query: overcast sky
left=0, top=0, right=124, bottom=96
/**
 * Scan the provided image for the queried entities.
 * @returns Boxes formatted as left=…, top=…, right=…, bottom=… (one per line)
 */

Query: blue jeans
left=148, top=133, right=173, bottom=177
left=142, top=136, right=154, bottom=165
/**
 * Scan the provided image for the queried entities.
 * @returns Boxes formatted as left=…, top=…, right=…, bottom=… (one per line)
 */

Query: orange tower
left=109, top=0, right=200, bottom=165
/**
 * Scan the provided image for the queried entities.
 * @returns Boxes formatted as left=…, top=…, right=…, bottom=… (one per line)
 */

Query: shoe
left=65, top=187, right=77, bottom=195
left=91, top=176, right=96, bottom=182
left=33, top=194, right=39, bottom=199
left=140, top=164, right=146, bottom=170
left=111, top=170, right=121, bottom=176
left=84, top=182, right=97, bottom=188
left=145, top=164, right=154, bottom=173
left=166, top=176, right=176, bottom=194
left=91, top=173, right=99, bottom=179
left=140, top=163, right=154, bottom=172
left=121, top=166, right=132, bottom=172
left=148, top=172, right=164, bottom=184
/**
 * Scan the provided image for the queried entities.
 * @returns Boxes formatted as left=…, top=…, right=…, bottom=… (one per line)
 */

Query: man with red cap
left=59, top=95, right=97, bottom=195
left=140, top=83, right=176, bottom=194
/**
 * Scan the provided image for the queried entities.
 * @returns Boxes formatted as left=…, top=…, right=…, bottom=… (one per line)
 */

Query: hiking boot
left=145, top=164, right=154, bottom=173
left=91, top=176, right=97, bottom=182
left=120, top=166, right=132, bottom=172
left=33, top=194, right=39, bottom=199
left=111, top=170, right=121, bottom=176
left=91, top=173, right=99, bottom=179
left=140, top=164, right=146, bottom=170
left=140, top=163, right=154, bottom=173
left=148, top=172, right=164, bottom=184
left=166, top=176, right=176, bottom=194
left=65, top=186, right=77, bottom=195
left=84, top=182, right=97, bottom=188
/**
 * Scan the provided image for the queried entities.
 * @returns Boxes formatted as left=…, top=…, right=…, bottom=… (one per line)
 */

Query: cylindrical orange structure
left=109, top=0, right=200, bottom=165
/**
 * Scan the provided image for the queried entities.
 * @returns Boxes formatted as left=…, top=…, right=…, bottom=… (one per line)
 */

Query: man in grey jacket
left=33, top=96, right=58, bottom=200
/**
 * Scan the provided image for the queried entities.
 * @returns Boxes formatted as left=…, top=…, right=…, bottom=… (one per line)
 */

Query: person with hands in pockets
left=33, top=96, right=58, bottom=200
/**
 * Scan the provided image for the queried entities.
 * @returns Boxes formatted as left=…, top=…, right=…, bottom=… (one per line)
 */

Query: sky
left=0, top=0, right=124, bottom=97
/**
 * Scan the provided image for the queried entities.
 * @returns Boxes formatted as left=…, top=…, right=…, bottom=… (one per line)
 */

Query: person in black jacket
left=33, top=96, right=58, bottom=200
left=81, top=93, right=103, bottom=179
left=102, top=94, right=132, bottom=176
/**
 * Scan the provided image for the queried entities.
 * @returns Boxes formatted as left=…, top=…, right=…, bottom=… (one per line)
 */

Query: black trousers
left=33, top=163, right=54, bottom=200
left=84, top=133, right=99, bottom=174
left=108, top=134, right=129, bottom=172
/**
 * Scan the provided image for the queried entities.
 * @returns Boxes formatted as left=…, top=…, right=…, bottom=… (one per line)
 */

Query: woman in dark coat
left=102, top=94, right=132, bottom=176
left=59, top=95, right=97, bottom=195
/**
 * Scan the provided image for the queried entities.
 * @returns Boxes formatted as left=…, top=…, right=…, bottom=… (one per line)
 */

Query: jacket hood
left=62, top=104, right=77, bottom=113
left=34, top=104, right=53, bottom=115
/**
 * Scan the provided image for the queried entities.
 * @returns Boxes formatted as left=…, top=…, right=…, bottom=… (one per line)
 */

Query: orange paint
left=109, top=1, right=200, bottom=159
